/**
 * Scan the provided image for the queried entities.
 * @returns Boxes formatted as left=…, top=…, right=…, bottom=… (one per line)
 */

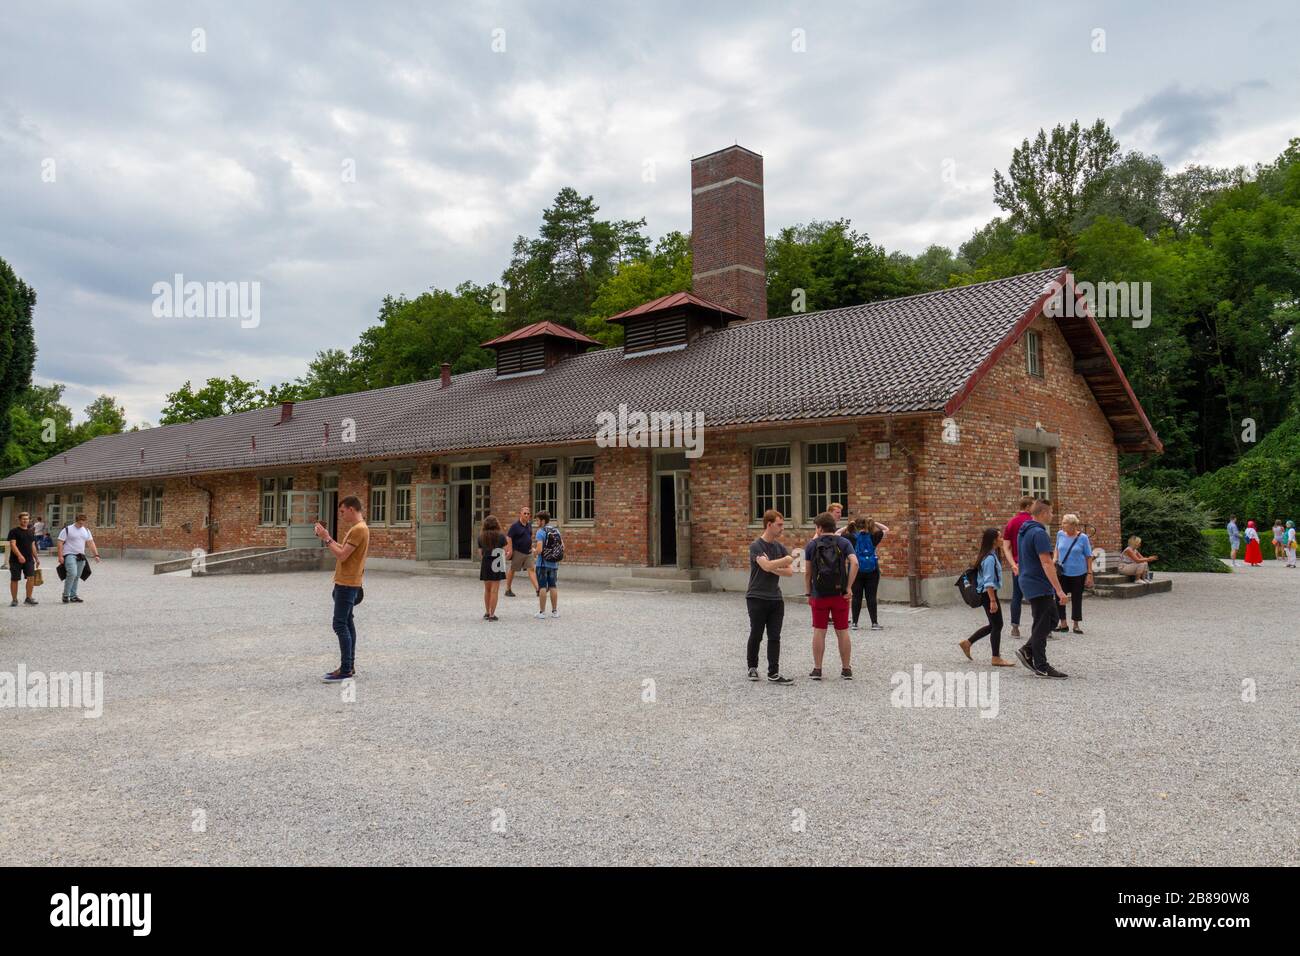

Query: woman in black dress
left=479, top=515, right=510, bottom=621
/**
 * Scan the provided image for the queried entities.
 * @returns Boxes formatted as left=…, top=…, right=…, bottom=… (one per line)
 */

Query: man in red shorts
left=804, top=511, right=859, bottom=680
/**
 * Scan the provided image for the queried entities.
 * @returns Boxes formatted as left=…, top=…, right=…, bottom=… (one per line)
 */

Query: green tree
left=159, top=375, right=274, bottom=424
left=584, top=231, right=692, bottom=344
left=992, top=119, right=1120, bottom=254
left=0, top=256, right=38, bottom=455
left=349, top=289, right=501, bottom=390
left=766, top=220, right=923, bottom=318
left=74, top=394, right=128, bottom=441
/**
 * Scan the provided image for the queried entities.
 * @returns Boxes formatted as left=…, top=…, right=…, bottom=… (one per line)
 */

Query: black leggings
left=968, top=590, right=1004, bottom=656
left=1057, top=573, right=1086, bottom=623
left=746, top=598, right=785, bottom=675
left=851, top=569, right=880, bottom=626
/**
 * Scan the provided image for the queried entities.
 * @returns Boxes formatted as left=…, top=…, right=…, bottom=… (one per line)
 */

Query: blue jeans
left=63, top=554, right=84, bottom=599
left=332, top=585, right=360, bottom=672
left=1010, top=571, right=1024, bottom=627
left=535, top=565, right=557, bottom=589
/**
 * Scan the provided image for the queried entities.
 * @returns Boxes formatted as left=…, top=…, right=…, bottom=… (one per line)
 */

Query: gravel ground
left=1, top=559, right=1295, bottom=866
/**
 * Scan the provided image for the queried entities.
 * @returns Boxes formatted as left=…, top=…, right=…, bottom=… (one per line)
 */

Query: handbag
left=32, top=567, right=44, bottom=587
left=1054, top=534, right=1082, bottom=580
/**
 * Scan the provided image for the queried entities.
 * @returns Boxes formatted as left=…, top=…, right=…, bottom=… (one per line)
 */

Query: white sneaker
left=535, top=612, right=546, bottom=620
left=550, top=610, right=560, bottom=618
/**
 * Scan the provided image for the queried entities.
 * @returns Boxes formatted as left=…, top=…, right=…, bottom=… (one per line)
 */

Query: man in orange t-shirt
left=314, top=495, right=369, bottom=682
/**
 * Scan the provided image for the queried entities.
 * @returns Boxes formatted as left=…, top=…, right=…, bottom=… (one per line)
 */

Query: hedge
left=1202, top=527, right=1276, bottom=561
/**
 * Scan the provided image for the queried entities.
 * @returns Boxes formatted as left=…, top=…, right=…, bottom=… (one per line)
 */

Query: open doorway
left=658, top=474, right=677, bottom=566
left=455, top=484, right=473, bottom=558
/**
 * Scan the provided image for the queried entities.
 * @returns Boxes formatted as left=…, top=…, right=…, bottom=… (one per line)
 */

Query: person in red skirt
left=1244, top=520, right=1265, bottom=567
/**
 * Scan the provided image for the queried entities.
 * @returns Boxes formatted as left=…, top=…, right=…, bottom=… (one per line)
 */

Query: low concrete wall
left=195, top=548, right=331, bottom=576
left=704, top=567, right=982, bottom=607
left=154, top=546, right=281, bottom=574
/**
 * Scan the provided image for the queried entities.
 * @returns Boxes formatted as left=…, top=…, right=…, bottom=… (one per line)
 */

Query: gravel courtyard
left=2, top=559, right=1295, bottom=866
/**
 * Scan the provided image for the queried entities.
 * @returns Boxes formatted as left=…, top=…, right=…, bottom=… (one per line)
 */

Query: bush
left=1120, top=481, right=1226, bottom=572
left=1201, top=528, right=1275, bottom=561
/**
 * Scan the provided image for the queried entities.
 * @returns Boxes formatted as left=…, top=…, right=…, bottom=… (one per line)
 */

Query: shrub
left=1120, top=481, right=1226, bottom=572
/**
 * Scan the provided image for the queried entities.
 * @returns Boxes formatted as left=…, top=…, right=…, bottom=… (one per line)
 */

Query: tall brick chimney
left=690, top=145, right=766, bottom=322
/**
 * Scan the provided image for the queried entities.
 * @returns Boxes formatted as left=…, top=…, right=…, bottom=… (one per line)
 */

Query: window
left=533, top=459, right=558, bottom=517
left=1026, top=331, right=1043, bottom=377
left=805, top=441, right=847, bottom=518
left=139, top=486, right=163, bottom=527
left=259, top=477, right=294, bottom=526
left=567, top=457, right=595, bottom=521
left=67, top=492, right=84, bottom=523
left=752, top=445, right=792, bottom=519
left=1019, top=448, right=1050, bottom=499
left=96, top=489, right=118, bottom=527
left=393, top=470, right=413, bottom=523
left=368, top=470, right=390, bottom=524
left=45, top=493, right=62, bottom=529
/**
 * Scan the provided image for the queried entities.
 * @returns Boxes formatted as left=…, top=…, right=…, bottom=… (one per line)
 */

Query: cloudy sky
left=2, top=1, right=1297, bottom=425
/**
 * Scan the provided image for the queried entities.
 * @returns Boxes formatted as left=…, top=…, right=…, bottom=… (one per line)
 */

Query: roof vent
left=606, top=291, right=741, bottom=357
left=481, top=321, right=600, bottom=379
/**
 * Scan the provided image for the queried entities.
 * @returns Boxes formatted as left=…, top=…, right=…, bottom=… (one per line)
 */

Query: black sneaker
left=841, top=668, right=853, bottom=680
left=747, top=667, right=760, bottom=681
left=1015, top=645, right=1034, bottom=671
left=809, top=668, right=823, bottom=681
left=1041, top=664, right=1068, bottom=679
left=8, top=600, right=16, bottom=607
left=870, top=623, right=883, bottom=631
left=505, top=590, right=515, bottom=597
left=767, top=673, right=794, bottom=685
left=70, top=596, right=84, bottom=603
left=24, top=597, right=38, bottom=605
left=487, top=615, right=499, bottom=622
left=61, top=596, right=69, bottom=604
left=321, top=668, right=354, bottom=683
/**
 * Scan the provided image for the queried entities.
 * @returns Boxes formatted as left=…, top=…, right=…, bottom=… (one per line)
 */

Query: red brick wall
left=691, top=146, right=767, bottom=322
left=925, top=313, right=1122, bottom=577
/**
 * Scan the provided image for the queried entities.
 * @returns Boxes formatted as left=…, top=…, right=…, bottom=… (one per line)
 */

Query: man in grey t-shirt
left=746, top=509, right=795, bottom=684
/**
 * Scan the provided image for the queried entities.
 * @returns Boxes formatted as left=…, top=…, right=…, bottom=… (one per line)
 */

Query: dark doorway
left=658, top=474, right=676, bottom=566
left=456, top=484, right=473, bottom=559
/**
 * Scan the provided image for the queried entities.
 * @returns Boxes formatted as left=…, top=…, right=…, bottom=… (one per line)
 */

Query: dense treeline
left=6, top=123, right=1300, bottom=517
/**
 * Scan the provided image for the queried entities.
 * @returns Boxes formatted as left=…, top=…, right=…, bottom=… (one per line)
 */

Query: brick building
left=0, top=145, right=1161, bottom=604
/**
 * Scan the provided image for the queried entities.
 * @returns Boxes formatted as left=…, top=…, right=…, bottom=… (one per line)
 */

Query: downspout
left=188, top=476, right=214, bottom=554
left=886, top=417, right=924, bottom=607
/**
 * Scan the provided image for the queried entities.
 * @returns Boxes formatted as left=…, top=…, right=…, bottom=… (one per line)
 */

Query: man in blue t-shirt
left=505, top=506, right=536, bottom=597
left=1014, top=498, right=1069, bottom=678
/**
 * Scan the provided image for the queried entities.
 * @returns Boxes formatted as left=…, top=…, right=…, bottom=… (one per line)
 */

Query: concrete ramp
left=153, top=546, right=281, bottom=574
left=192, top=547, right=330, bottom=576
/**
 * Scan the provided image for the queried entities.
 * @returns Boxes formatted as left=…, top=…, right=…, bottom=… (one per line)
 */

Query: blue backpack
left=853, top=530, right=878, bottom=572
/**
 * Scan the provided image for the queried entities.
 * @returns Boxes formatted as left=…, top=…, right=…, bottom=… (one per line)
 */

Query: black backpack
left=812, top=535, right=847, bottom=595
left=540, top=526, right=565, bottom=563
left=955, top=566, right=983, bottom=608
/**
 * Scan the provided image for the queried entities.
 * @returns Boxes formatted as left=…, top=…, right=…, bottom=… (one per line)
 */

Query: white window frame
left=368, top=470, right=390, bottom=526
left=752, top=445, right=793, bottom=521
left=567, top=457, right=595, bottom=523
left=392, top=469, right=413, bottom=525
left=139, top=486, right=164, bottom=527
left=533, top=459, right=559, bottom=518
left=1019, top=448, right=1050, bottom=500
left=259, top=477, right=295, bottom=527
left=804, top=440, right=848, bottom=519
left=96, top=489, right=118, bottom=528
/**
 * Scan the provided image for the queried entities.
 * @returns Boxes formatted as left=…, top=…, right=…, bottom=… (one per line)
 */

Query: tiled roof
left=604, top=290, right=744, bottom=322
left=2, top=267, right=1150, bottom=491
left=480, top=321, right=601, bottom=348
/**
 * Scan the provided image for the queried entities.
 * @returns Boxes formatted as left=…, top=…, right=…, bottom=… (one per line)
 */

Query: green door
left=415, top=484, right=450, bottom=560
left=287, top=490, right=324, bottom=549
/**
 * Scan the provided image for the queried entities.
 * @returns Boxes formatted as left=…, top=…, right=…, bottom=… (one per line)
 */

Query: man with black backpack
left=804, top=511, right=859, bottom=680
left=533, top=510, right=563, bottom=619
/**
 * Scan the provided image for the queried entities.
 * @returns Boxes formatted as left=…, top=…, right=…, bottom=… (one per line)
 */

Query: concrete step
left=608, top=575, right=712, bottom=593
left=1092, top=578, right=1173, bottom=598
left=619, top=567, right=705, bottom=580
left=419, top=562, right=481, bottom=578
